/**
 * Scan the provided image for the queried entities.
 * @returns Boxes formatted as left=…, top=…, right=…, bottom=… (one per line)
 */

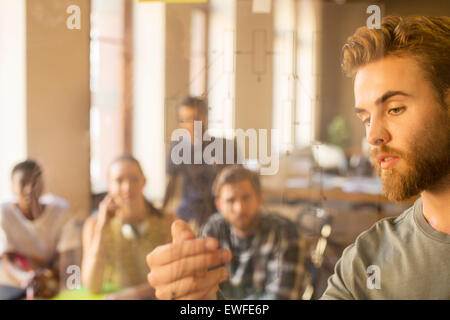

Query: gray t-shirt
left=321, top=197, right=450, bottom=299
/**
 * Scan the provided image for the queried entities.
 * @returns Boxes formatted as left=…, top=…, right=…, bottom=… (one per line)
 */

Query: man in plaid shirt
left=200, top=166, right=303, bottom=300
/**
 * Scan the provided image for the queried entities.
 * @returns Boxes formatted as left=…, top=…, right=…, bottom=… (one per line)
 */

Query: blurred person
left=149, top=166, right=303, bottom=300
left=163, top=96, right=240, bottom=234
left=0, top=160, right=81, bottom=298
left=82, top=155, right=172, bottom=299
left=145, top=15, right=450, bottom=300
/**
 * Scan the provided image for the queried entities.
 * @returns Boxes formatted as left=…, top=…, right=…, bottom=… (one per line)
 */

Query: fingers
left=99, top=195, right=111, bottom=213
left=148, top=249, right=231, bottom=286
left=147, top=237, right=221, bottom=267
left=153, top=267, right=228, bottom=300
left=107, top=196, right=119, bottom=212
left=171, top=220, right=195, bottom=243
left=99, top=195, right=118, bottom=219
left=146, top=219, right=232, bottom=301
left=29, top=168, right=42, bottom=193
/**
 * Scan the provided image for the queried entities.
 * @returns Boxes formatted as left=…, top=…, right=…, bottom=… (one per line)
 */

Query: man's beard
left=231, top=212, right=261, bottom=236
left=370, top=117, right=450, bottom=202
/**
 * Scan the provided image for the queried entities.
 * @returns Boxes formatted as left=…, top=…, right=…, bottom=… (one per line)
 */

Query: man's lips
left=377, top=153, right=400, bottom=170
left=234, top=214, right=248, bottom=222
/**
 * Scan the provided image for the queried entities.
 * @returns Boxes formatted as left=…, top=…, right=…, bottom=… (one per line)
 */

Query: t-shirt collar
left=413, top=197, right=450, bottom=244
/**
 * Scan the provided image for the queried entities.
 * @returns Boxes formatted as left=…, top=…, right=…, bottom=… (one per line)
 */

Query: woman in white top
left=0, top=160, right=81, bottom=298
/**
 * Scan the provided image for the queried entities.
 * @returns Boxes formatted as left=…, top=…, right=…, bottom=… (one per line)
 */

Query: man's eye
left=362, top=118, right=371, bottom=127
left=388, top=106, right=406, bottom=115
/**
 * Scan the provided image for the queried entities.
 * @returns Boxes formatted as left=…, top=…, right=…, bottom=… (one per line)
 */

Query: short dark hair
left=11, top=160, right=41, bottom=179
left=110, top=154, right=145, bottom=176
left=212, top=165, right=261, bottom=198
left=177, top=96, right=208, bottom=117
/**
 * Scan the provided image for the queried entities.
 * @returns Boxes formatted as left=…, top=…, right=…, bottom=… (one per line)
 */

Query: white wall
left=0, top=0, right=27, bottom=199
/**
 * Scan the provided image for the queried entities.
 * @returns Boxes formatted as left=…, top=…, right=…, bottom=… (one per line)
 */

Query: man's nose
left=366, top=115, right=391, bottom=147
left=122, top=181, right=131, bottom=193
left=233, top=201, right=244, bottom=213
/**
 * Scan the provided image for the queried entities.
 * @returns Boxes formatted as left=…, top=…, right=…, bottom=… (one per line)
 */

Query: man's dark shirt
left=201, top=212, right=303, bottom=300
left=167, top=135, right=239, bottom=227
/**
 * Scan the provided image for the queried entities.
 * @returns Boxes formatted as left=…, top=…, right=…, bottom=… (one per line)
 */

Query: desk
left=262, top=175, right=415, bottom=205
left=264, top=186, right=395, bottom=204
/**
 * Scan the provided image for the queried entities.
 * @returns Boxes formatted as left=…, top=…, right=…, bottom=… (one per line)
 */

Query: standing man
left=163, top=96, right=240, bottom=234
left=146, top=15, right=450, bottom=300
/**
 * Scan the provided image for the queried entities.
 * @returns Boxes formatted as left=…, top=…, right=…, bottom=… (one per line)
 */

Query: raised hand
left=147, top=220, right=231, bottom=300
left=96, top=195, right=119, bottom=231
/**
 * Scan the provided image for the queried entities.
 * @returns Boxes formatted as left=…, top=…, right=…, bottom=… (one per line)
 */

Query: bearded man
left=321, top=15, right=450, bottom=299
left=145, top=15, right=450, bottom=300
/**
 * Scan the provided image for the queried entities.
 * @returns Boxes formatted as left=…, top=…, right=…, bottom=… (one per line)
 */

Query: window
left=0, top=0, right=26, bottom=199
left=90, top=0, right=125, bottom=193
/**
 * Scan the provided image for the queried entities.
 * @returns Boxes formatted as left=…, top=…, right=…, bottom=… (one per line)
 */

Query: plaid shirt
left=201, top=212, right=303, bottom=300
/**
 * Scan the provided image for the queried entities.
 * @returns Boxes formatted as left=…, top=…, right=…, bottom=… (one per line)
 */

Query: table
left=262, top=175, right=416, bottom=205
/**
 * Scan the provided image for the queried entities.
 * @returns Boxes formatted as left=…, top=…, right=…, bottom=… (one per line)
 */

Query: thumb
left=171, top=219, right=195, bottom=243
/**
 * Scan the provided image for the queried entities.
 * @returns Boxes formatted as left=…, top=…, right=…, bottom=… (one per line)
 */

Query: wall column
left=26, top=0, right=91, bottom=218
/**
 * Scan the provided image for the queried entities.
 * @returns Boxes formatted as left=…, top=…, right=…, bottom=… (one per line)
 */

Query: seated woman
left=0, top=160, right=81, bottom=299
left=82, top=155, right=172, bottom=299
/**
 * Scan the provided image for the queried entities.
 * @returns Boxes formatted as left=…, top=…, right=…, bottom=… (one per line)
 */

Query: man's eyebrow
left=355, top=91, right=412, bottom=113
left=375, top=91, right=411, bottom=105
left=354, top=107, right=367, bottom=114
